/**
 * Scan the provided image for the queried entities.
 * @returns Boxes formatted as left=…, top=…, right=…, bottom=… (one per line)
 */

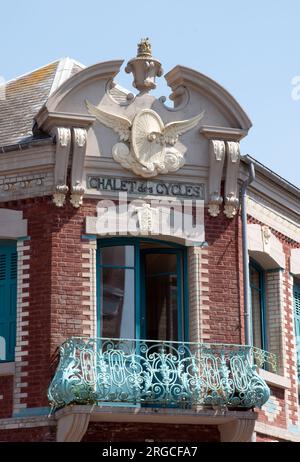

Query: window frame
left=0, top=239, right=17, bottom=363
left=96, top=237, right=189, bottom=342
left=249, top=259, right=268, bottom=352
left=293, top=279, right=300, bottom=383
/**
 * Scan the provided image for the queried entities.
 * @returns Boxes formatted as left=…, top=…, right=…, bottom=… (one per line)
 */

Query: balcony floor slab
left=54, top=405, right=258, bottom=442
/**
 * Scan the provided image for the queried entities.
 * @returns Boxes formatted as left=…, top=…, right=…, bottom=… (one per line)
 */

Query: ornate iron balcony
left=48, top=337, right=275, bottom=410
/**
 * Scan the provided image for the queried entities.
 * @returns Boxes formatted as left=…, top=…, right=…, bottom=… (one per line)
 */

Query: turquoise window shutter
left=294, top=283, right=300, bottom=381
left=0, top=242, right=17, bottom=362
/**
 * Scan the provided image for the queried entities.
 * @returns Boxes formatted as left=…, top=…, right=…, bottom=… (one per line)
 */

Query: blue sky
left=1, top=0, right=300, bottom=187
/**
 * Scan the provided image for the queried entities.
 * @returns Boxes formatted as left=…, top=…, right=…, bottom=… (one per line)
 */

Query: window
left=293, top=280, right=300, bottom=382
left=250, top=260, right=267, bottom=351
left=0, top=241, right=17, bottom=362
left=97, top=238, right=188, bottom=342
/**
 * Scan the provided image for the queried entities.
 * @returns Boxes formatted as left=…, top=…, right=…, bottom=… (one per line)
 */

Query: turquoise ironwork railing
left=48, top=337, right=275, bottom=410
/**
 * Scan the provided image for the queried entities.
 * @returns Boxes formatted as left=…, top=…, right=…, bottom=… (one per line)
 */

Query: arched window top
left=97, top=236, right=186, bottom=249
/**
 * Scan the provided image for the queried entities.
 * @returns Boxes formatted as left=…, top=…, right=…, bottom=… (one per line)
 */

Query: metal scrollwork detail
left=48, top=338, right=273, bottom=410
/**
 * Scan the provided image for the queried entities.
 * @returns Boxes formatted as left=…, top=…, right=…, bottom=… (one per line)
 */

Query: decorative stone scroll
left=207, top=140, right=241, bottom=219
left=52, top=127, right=71, bottom=207
left=208, top=140, right=225, bottom=217
left=218, top=418, right=256, bottom=442
left=70, top=128, right=87, bottom=208
left=56, top=411, right=91, bottom=442
left=224, top=141, right=240, bottom=218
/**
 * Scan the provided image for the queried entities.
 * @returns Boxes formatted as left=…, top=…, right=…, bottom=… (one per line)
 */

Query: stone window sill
left=0, top=362, right=15, bottom=376
left=258, top=368, right=291, bottom=389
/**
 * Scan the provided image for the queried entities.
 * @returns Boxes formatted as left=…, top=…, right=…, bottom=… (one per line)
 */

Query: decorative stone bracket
left=207, top=139, right=240, bottom=218
left=208, top=140, right=225, bottom=217
left=52, top=127, right=87, bottom=208
left=218, top=417, right=256, bottom=442
left=57, top=411, right=91, bottom=442
left=52, top=127, right=71, bottom=207
left=224, top=141, right=240, bottom=219
left=70, top=128, right=87, bottom=208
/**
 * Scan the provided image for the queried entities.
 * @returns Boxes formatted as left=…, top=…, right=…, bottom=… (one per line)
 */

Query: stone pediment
left=34, top=40, right=252, bottom=216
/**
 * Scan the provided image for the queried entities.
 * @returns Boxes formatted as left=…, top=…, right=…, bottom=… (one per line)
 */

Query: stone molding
left=36, top=60, right=124, bottom=119
left=208, top=140, right=240, bottom=218
left=255, top=421, right=300, bottom=442
left=52, top=127, right=71, bottom=207
left=224, top=141, right=240, bottom=219
left=208, top=140, right=225, bottom=217
left=290, top=248, right=300, bottom=277
left=81, top=239, right=97, bottom=337
left=13, top=240, right=30, bottom=414
left=70, top=128, right=88, bottom=208
left=218, top=417, right=256, bottom=442
left=54, top=405, right=257, bottom=442
left=201, top=126, right=247, bottom=141
left=164, top=65, right=252, bottom=130
left=247, top=223, right=285, bottom=269
left=51, top=126, right=88, bottom=208
left=56, top=412, right=91, bottom=442
left=0, top=362, right=15, bottom=377
left=0, top=415, right=55, bottom=430
left=0, top=210, right=27, bottom=238
left=246, top=196, right=300, bottom=243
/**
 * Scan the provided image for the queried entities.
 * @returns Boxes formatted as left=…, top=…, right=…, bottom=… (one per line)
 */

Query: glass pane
left=250, top=265, right=263, bottom=349
left=100, top=246, right=134, bottom=267
left=145, top=253, right=180, bottom=341
left=145, top=253, right=177, bottom=275
left=250, top=266, right=260, bottom=290
left=251, top=287, right=263, bottom=349
left=99, top=267, right=135, bottom=339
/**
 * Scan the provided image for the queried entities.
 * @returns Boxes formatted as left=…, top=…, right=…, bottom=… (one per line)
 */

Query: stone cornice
left=246, top=196, right=300, bottom=243
left=84, top=157, right=209, bottom=184
left=39, top=60, right=124, bottom=115
left=0, top=144, right=55, bottom=176
left=36, top=109, right=95, bottom=132
left=54, top=405, right=257, bottom=442
left=165, top=65, right=252, bottom=130
left=200, top=125, right=247, bottom=141
left=240, top=159, right=300, bottom=215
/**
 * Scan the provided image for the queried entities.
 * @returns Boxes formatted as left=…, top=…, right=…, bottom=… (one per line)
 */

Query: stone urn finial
left=125, top=38, right=163, bottom=94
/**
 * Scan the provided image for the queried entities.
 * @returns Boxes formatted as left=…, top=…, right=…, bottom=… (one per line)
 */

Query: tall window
left=0, top=241, right=17, bottom=362
left=97, top=238, right=188, bottom=342
left=250, top=260, right=267, bottom=350
left=294, top=280, right=300, bottom=382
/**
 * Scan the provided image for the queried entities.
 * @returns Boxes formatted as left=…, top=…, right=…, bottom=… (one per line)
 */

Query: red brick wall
left=204, top=211, right=244, bottom=344
left=258, top=386, right=286, bottom=429
left=0, top=426, right=55, bottom=442
left=248, top=215, right=300, bottom=431
left=1, top=196, right=297, bottom=442
left=1, top=197, right=97, bottom=410
left=0, top=376, right=13, bottom=419
left=0, top=197, right=245, bottom=415
left=82, top=422, right=220, bottom=442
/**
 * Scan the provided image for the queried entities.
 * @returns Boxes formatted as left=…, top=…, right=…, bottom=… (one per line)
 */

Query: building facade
left=0, top=40, right=299, bottom=442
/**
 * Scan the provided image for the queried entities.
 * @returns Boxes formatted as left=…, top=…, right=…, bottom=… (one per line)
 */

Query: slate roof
left=0, top=59, right=85, bottom=148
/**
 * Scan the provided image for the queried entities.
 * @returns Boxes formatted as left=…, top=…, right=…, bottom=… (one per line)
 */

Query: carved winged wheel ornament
left=86, top=100, right=204, bottom=178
